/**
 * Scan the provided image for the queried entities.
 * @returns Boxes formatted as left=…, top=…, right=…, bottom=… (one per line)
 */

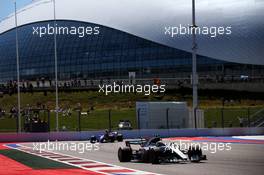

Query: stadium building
left=0, top=0, right=263, bottom=84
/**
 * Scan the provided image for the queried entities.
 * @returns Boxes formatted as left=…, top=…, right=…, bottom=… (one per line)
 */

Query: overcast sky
left=0, top=0, right=31, bottom=20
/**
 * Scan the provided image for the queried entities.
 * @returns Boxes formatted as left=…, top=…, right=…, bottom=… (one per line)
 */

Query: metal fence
left=204, top=107, right=264, bottom=128
left=0, top=108, right=136, bottom=132
left=0, top=107, right=263, bottom=132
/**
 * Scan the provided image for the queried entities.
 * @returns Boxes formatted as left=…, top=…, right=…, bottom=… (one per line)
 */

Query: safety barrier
left=0, top=127, right=263, bottom=142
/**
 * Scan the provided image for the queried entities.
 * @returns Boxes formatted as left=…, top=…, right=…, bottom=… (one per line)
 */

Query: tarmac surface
left=18, top=137, right=264, bottom=175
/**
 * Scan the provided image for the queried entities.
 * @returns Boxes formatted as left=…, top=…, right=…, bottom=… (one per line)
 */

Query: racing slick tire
left=90, top=136, right=97, bottom=144
left=110, top=137, right=115, bottom=142
left=118, top=147, right=132, bottom=162
left=149, top=149, right=160, bottom=164
left=188, top=146, right=202, bottom=162
left=141, top=149, right=150, bottom=163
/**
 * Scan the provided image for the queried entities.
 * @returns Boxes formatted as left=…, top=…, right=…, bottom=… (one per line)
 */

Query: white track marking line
left=233, top=136, right=264, bottom=140
left=4, top=144, right=110, bottom=175
left=72, top=163, right=98, bottom=166
left=67, top=161, right=96, bottom=164
left=86, top=167, right=121, bottom=171
left=88, top=167, right=131, bottom=171
left=79, top=163, right=105, bottom=166
left=4, top=143, right=162, bottom=175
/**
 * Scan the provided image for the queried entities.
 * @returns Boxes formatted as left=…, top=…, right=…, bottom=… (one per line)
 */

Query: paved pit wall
left=0, top=127, right=263, bottom=142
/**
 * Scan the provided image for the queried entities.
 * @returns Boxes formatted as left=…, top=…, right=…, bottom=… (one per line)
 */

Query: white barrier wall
left=136, top=102, right=189, bottom=129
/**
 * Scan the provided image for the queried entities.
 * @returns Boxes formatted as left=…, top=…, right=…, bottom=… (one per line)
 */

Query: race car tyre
left=110, top=137, right=115, bottom=142
left=188, top=146, right=202, bottom=162
left=90, top=136, right=97, bottom=144
left=141, top=149, right=150, bottom=163
left=149, top=149, right=160, bottom=164
left=118, top=147, right=132, bottom=162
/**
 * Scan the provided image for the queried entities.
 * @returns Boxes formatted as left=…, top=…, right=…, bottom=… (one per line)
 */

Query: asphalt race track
left=16, top=137, right=264, bottom=175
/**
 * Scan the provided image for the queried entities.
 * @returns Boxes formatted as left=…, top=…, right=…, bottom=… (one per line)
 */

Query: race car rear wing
left=125, top=139, right=146, bottom=147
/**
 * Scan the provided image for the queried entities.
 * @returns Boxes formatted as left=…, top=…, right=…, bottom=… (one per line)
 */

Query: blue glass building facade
left=0, top=20, right=261, bottom=82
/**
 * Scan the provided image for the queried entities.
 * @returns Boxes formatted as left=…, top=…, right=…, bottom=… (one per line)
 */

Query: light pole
left=53, top=0, right=59, bottom=131
left=108, top=109, right=112, bottom=132
left=166, top=108, right=169, bottom=129
left=137, top=108, right=141, bottom=130
left=191, top=0, right=198, bottom=129
left=14, top=0, right=21, bottom=133
left=137, top=108, right=141, bottom=138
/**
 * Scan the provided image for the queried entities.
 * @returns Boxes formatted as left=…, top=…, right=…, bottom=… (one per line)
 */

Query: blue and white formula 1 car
left=118, top=137, right=207, bottom=164
left=90, top=130, right=123, bottom=143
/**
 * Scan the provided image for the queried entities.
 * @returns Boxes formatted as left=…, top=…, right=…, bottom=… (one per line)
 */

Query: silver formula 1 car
left=118, top=137, right=207, bottom=164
